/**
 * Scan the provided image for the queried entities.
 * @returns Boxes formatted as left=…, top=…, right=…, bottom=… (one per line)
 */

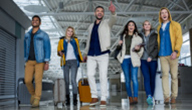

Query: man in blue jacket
left=24, top=15, right=51, bottom=107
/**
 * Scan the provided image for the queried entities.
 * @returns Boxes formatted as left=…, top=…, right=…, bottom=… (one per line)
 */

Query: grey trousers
left=63, top=59, right=78, bottom=95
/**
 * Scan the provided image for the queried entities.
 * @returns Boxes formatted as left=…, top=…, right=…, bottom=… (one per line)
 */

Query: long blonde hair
left=65, top=26, right=76, bottom=38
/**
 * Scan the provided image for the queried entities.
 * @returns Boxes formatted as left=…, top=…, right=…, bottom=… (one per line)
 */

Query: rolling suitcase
left=53, top=78, right=66, bottom=106
left=78, top=78, right=92, bottom=104
left=17, top=78, right=34, bottom=105
left=154, top=71, right=171, bottom=104
left=78, top=63, right=92, bottom=105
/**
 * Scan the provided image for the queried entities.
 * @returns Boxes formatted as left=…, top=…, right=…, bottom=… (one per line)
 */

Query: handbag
left=114, top=45, right=122, bottom=60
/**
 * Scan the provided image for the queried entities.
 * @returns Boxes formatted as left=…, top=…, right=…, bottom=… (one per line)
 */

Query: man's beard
left=32, top=25, right=40, bottom=28
left=95, top=16, right=103, bottom=20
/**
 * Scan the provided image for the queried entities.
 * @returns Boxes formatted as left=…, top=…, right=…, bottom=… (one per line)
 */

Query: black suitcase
left=17, top=78, right=34, bottom=105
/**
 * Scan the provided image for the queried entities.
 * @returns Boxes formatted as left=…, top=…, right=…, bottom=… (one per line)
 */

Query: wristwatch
left=174, top=50, right=178, bottom=54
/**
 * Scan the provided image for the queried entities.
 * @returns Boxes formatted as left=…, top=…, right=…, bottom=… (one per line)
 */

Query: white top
left=124, top=55, right=131, bottom=59
left=161, top=22, right=168, bottom=31
left=66, top=42, right=76, bottom=61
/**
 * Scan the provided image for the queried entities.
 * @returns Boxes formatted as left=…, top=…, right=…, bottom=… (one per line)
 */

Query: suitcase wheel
left=62, top=102, right=65, bottom=106
left=54, top=102, right=57, bottom=106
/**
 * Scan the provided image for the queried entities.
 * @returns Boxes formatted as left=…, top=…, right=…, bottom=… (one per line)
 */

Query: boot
left=66, top=95, right=70, bottom=106
left=32, top=98, right=40, bottom=108
left=30, top=95, right=35, bottom=105
left=133, top=97, right=138, bottom=104
left=129, top=97, right=134, bottom=105
left=73, top=94, right=77, bottom=106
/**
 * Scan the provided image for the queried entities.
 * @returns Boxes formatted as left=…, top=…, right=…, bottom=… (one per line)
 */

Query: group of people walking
left=23, top=1, right=182, bottom=108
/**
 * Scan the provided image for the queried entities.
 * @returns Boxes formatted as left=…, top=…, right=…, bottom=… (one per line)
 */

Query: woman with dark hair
left=140, top=20, right=158, bottom=105
left=57, top=26, right=83, bottom=106
left=117, top=20, right=144, bottom=104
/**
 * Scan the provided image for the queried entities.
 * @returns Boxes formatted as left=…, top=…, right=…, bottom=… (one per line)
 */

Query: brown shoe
left=89, top=98, right=99, bottom=106
left=171, top=98, right=176, bottom=104
left=30, top=95, right=35, bottom=105
left=129, top=97, right=134, bottom=105
left=100, top=101, right=106, bottom=107
left=133, top=97, right=138, bottom=104
left=164, top=97, right=170, bottom=105
left=32, top=98, right=40, bottom=108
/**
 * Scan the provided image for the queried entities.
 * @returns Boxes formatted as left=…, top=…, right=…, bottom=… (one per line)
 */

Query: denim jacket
left=24, top=28, right=51, bottom=63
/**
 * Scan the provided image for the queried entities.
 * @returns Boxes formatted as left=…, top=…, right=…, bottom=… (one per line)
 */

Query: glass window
left=180, top=41, right=190, bottom=58
left=179, top=32, right=191, bottom=66
left=183, top=32, right=189, bottom=42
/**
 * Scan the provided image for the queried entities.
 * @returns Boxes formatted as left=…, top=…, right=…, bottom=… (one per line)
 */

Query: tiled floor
left=1, top=91, right=192, bottom=110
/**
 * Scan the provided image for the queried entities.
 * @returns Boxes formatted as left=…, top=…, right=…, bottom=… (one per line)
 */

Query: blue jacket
left=63, top=38, right=81, bottom=67
left=24, top=28, right=51, bottom=63
left=158, top=22, right=172, bottom=56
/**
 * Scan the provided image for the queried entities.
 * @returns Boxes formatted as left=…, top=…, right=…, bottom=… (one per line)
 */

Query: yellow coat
left=157, top=7, right=183, bottom=57
left=57, top=36, right=83, bottom=66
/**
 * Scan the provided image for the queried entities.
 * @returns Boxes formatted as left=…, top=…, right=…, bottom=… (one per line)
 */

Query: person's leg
left=140, top=60, right=151, bottom=96
left=149, top=61, right=158, bottom=97
left=168, top=58, right=178, bottom=103
left=130, top=61, right=138, bottom=104
left=87, top=56, right=98, bottom=106
left=160, top=56, right=170, bottom=104
left=33, top=62, right=44, bottom=107
left=24, top=61, right=35, bottom=104
left=121, top=58, right=133, bottom=104
left=121, top=59, right=132, bottom=97
left=141, top=60, right=153, bottom=105
left=97, top=53, right=109, bottom=106
left=64, top=61, right=70, bottom=105
left=70, top=60, right=78, bottom=105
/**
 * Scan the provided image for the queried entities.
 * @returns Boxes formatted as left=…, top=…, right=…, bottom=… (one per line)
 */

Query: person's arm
left=108, top=1, right=117, bottom=27
left=57, top=39, right=63, bottom=56
left=148, top=34, right=158, bottom=60
left=75, top=38, right=83, bottom=62
left=174, top=23, right=183, bottom=55
left=43, top=33, right=51, bottom=62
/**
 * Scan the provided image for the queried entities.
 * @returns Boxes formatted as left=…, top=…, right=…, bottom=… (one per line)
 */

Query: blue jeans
left=121, top=58, right=138, bottom=97
left=141, top=60, right=158, bottom=97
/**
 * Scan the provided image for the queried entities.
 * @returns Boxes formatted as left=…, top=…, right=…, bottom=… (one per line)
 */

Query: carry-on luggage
left=78, top=78, right=92, bottom=104
left=17, top=78, right=34, bottom=105
left=53, top=78, right=66, bottom=106
left=154, top=71, right=171, bottom=104
left=78, top=63, right=92, bottom=105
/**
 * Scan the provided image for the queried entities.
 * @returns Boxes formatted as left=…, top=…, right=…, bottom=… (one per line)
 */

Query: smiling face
left=143, top=21, right=151, bottom=31
left=95, top=7, right=104, bottom=20
left=66, top=28, right=73, bottom=38
left=32, top=17, right=41, bottom=28
left=160, top=9, right=169, bottom=22
left=128, top=22, right=135, bottom=33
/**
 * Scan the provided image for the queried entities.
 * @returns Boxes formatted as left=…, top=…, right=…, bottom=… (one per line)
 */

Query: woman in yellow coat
left=57, top=26, right=83, bottom=106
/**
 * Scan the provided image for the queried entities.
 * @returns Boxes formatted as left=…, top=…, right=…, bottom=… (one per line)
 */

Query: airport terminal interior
left=1, top=0, right=192, bottom=110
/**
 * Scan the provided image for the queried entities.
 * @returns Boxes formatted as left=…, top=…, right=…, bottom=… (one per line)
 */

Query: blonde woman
left=140, top=20, right=158, bottom=105
left=57, top=26, right=83, bottom=106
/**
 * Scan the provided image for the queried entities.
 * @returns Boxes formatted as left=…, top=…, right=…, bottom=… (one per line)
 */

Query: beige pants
left=24, top=60, right=44, bottom=100
left=160, top=56, right=178, bottom=99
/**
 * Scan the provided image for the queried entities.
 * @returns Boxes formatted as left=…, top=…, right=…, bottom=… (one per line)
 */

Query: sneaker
left=89, top=98, right=99, bottom=106
left=100, top=101, right=106, bottom=107
left=32, top=98, right=40, bottom=108
left=170, top=98, right=176, bottom=104
left=164, top=97, right=170, bottom=105
left=146, top=95, right=153, bottom=105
